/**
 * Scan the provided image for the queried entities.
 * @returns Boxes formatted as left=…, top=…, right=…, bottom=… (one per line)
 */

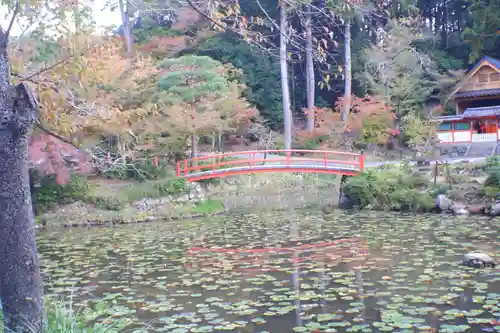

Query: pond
left=38, top=210, right=499, bottom=333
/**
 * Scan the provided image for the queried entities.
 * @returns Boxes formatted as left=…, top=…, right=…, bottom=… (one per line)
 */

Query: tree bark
left=341, top=18, right=352, bottom=122
left=190, top=134, right=198, bottom=167
left=305, top=4, right=315, bottom=132
left=0, top=41, right=44, bottom=333
left=280, top=3, right=293, bottom=150
left=119, top=0, right=133, bottom=58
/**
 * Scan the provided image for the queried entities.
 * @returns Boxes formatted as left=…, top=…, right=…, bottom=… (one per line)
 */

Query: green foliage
left=462, top=0, right=500, bottom=63
left=86, top=196, right=126, bottom=211
left=483, top=156, right=500, bottom=199
left=0, top=298, right=126, bottom=333
left=343, top=167, right=435, bottom=212
left=360, top=18, right=445, bottom=116
left=187, top=32, right=283, bottom=129
left=192, top=199, right=225, bottom=214
left=429, top=49, right=465, bottom=72
left=431, top=183, right=452, bottom=196
left=121, top=178, right=189, bottom=202
left=293, top=135, right=329, bottom=150
left=158, top=55, right=232, bottom=103
left=401, top=112, right=436, bottom=154
left=31, top=171, right=89, bottom=214
left=133, top=28, right=185, bottom=45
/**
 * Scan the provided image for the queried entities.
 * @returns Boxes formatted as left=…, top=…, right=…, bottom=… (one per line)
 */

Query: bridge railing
left=176, top=149, right=364, bottom=177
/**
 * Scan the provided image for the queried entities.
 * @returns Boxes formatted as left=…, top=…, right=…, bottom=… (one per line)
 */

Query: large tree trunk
left=280, top=3, right=293, bottom=150
left=0, top=42, right=44, bottom=333
left=305, top=4, right=315, bottom=132
left=119, top=0, right=133, bottom=58
left=341, top=18, right=352, bottom=122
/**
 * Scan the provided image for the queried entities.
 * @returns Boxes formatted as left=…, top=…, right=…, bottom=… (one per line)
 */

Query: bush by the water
left=121, top=178, right=189, bottom=202
left=0, top=299, right=125, bottom=333
left=86, top=195, right=127, bottom=211
left=342, top=166, right=435, bottom=212
left=31, top=170, right=90, bottom=214
left=480, top=156, right=500, bottom=199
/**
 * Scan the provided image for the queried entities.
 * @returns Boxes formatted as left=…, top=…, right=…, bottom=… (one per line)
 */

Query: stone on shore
left=486, top=202, right=500, bottom=216
left=463, top=252, right=496, bottom=267
left=436, top=194, right=453, bottom=212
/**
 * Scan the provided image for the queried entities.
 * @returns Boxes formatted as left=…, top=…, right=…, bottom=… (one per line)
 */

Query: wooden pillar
left=496, top=118, right=499, bottom=141
left=451, top=121, right=455, bottom=143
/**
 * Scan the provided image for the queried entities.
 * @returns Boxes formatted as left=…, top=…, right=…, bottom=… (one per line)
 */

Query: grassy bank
left=33, top=173, right=228, bottom=227
left=343, top=157, right=500, bottom=212
left=35, top=171, right=341, bottom=227
left=0, top=299, right=126, bottom=333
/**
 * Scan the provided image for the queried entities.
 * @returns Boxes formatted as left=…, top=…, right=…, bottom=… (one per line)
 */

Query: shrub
left=342, top=167, right=434, bottom=212
left=86, top=196, right=126, bottom=211
left=483, top=159, right=500, bottom=199
left=1, top=298, right=126, bottom=333
left=155, top=178, right=189, bottom=196
left=485, top=165, right=500, bottom=188
left=122, top=178, right=189, bottom=202
left=31, top=171, right=90, bottom=214
left=192, top=199, right=225, bottom=214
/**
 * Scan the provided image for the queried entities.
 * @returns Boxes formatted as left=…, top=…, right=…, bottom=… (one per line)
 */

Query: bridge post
left=359, top=150, right=365, bottom=171
left=338, top=174, right=351, bottom=207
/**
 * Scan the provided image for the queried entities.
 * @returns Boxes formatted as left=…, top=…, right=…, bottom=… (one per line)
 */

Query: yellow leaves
left=8, top=33, right=161, bottom=142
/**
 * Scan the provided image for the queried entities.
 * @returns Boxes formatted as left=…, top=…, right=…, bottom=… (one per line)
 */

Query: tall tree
left=118, top=0, right=133, bottom=57
left=361, top=17, right=441, bottom=116
left=279, top=1, right=293, bottom=149
left=342, top=16, right=351, bottom=121
left=463, top=0, right=500, bottom=63
left=156, top=55, right=258, bottom=160
left=0, top=4, right=44, bottom=332
left=326, top=0, right=370, bottom=121
left=304, top=4, right=315, bottom=131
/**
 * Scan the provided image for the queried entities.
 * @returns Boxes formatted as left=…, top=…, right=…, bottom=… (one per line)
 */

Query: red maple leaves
left=29, top=133, right=93, bottom=184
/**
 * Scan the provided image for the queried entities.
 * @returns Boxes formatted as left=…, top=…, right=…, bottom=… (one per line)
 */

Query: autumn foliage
left=336, top=95, right=396, bottom=145
left=8, top=30, right=259, bottom=183
left=295, top=95, right=396, bottom=149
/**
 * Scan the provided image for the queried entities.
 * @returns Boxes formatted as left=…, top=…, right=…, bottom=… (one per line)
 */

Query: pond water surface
left=38, top=211, right=500, bottom=333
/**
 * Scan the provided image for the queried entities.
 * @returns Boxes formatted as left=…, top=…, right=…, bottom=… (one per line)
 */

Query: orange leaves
left=335, top=95, right=396, bottom=145
left=300, top=106, right=342, bottom=137
left=137, top=36, right=187, bottom=57
left=10, top=34, right=160, bottom=144
left=295, top=107, right=344, bottom=149
left=297, top=95, right=396, bottom=148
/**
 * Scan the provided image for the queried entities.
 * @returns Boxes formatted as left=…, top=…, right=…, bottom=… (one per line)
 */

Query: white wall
left=454, top=131, right=471, bottom=142
left=438, top=132, right=453, bottom=143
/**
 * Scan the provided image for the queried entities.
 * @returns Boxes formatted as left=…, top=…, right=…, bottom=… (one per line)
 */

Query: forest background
left=2, top=0, right=498, bottom=184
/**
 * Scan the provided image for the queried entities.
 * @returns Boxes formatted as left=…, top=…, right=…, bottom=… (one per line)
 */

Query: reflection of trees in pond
left=36, top=211, right=500, bottom=332
left=185, top=220, right=370, bottom=327
left=185, top=233, right=368, bottom=326
left=219, top=173, right=340, bottom=213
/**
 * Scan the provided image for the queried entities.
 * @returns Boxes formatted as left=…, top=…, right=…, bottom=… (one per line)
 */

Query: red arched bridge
left=175, top=149, right=364, bottom=182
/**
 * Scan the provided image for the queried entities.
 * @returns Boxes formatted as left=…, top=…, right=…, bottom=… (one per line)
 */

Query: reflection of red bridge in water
left=176, top=149, right=364, bottom=182
left=185, top=237, right=369, bottom=273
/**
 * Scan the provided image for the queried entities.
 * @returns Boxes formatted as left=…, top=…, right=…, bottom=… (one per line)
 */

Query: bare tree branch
left=5, top=0, right=21, bottom=41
